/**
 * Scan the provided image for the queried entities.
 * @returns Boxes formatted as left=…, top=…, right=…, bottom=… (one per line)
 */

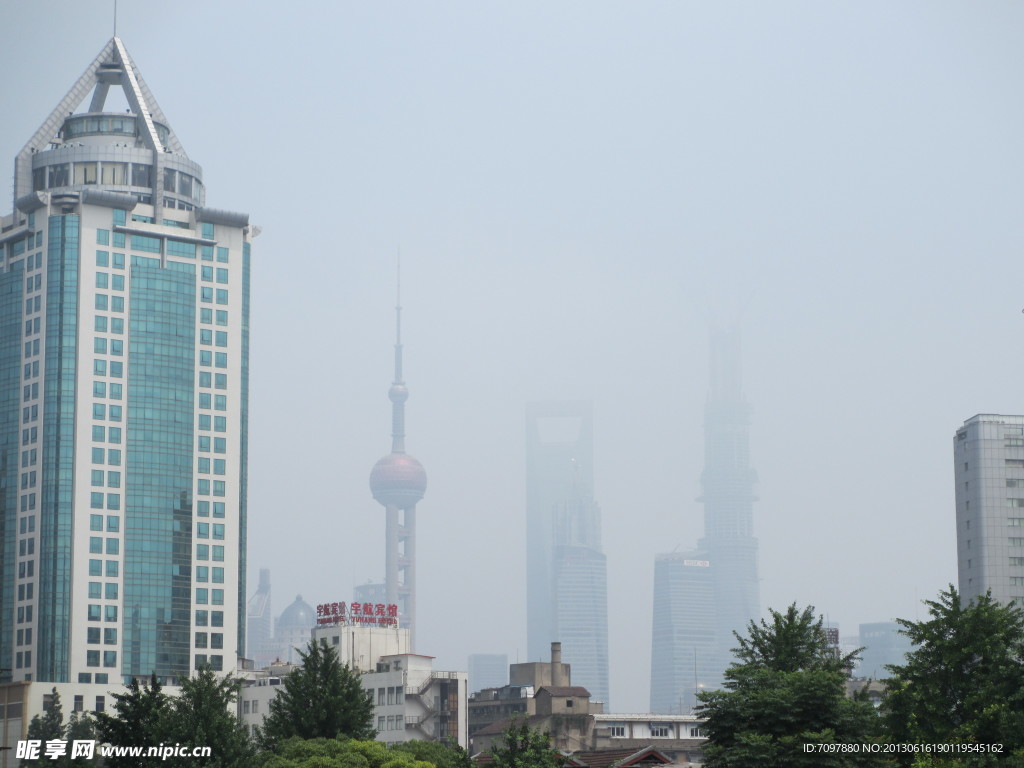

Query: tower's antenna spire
left=113, top=0, right=118, bottom=38
left=389, top=253, right=407, bottom=452
left=394, top=250, right=403, bottom=384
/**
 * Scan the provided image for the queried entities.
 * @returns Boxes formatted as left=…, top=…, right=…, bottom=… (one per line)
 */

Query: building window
left=650, top=724, right=669, bottom=738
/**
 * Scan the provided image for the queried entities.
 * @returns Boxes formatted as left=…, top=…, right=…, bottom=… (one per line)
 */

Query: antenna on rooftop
left=113, top=0, right=118, bottom=37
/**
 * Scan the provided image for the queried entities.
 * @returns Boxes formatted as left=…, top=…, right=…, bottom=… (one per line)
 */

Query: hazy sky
left=3, top=1, right=1024, bottom=713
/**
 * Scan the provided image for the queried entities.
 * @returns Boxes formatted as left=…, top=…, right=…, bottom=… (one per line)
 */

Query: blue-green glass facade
left=238, top=242, right=250, bottom=657
left=38, top=214, right=79, bottom=682
left=124, top=263, right=195, bottom=680
left=0, top=266, right=24, bottom=679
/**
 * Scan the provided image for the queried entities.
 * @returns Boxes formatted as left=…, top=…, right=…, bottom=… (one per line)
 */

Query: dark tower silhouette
left=369, top=273, right=427, bottom=646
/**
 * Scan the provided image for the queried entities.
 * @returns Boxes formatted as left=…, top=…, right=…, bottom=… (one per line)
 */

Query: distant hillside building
left=955, top=414, right=1024, bottom=606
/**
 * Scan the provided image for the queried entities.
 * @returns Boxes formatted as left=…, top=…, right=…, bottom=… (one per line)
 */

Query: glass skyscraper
left=526, top=401, right=609, bottom=706
left=0, top=36, right=250, bottom=731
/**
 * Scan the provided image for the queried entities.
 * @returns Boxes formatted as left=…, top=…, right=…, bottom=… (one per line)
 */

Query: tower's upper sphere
left=370, top=453, right=427, bottom=508
left=389, top=384, right=409, bottom=403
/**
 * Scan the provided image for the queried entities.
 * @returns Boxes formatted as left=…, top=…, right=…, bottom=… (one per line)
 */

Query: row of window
left=88, top=582, right=119, bottom=600
left=76, top=674, right=110, bottom=687
left=194, top=539, right=226, bottom=562
left=195, top=567, right=226, bottom=583
left=86, top=650, right=117, bottom=668
left=194, top=654, right=224, bottom=671
left=195, top=589, right=226, bottom=605
left=96, top=249, right=126, bottom=268
left=197, top=458, right=227, bottom=475
left=377, top=716, right=405, bottom=731
left=376, top=687, right=405, bottom=706
left=88, top=559, right=119, bottom=577
left=86, top=627, right=117, bottom=645
left=200, top=267, right=229, bottom=284
left=86, top=604, right=119, bottom=622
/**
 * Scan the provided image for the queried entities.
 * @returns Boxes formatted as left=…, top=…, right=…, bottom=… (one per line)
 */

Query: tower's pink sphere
left=370, top=453, right=427, bottom=508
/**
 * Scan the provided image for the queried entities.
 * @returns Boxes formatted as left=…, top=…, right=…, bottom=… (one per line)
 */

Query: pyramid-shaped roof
left=14, top=37, right=185, bottom=206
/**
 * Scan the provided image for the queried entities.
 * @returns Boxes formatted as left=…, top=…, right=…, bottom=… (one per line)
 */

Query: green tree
left=94, top=673, right=170, bottom=767
left=390, top=739, right=473, bottom=768
left=696, top=604, right=884, bottom=768
left=160, top=667, right=255, bottom=767
left=258, top=640, right=376, bottom=749
left=882, top=586, right=1024, bottom=767
left=255, top=737, right=437, bottom=768
left=22, top=689, right=100, bottom=767
left=489, top=717, right=563, bottom=768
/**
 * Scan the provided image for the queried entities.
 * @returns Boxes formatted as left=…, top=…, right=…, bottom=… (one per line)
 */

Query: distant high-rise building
left=954, top=414, right=1024, bottom=606
left=650, top=328, right=759, bottom=712
left=353, top=581, right=387, bottom=606
left=699, top=328, right=759, bottom=648
left=0, top=37, right=251, bottom=700
left=526, top=401, right=609, bottom=705
left=247, top=569, right=274, bottom=667
left=369, top=283, right=426, bottom=646
left=649, top=552, right=719, bottom=713
left=857, top=622, right=912, bottom=679
left=468, top=653, right=508, bottom=692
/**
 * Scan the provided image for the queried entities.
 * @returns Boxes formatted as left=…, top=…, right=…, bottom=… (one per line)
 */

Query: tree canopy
left=696, top=604, right=883, bottom=768
left=94, top=674, right=170, bottom=768
left=254, top=737, right=446, bottom=768
left=162, top=667, right=255, bottom=768
left=489, top=717, right=563, bottom=768
left=258, top=639, right=376, bottom=749
left=882, top=586, right=1024, bottom=767
left=21, top=689, right=100, bottom=767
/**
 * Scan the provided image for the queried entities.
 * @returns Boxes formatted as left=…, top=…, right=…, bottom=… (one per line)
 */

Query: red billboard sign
left=315, top=601, right=399, bottom=628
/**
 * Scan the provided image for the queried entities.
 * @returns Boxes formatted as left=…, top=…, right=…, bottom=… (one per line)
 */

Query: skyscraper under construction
left=650, top=328, right=759, bottom=712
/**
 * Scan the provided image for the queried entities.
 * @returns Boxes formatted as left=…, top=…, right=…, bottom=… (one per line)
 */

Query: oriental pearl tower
left=369, top=276, right=427, bottom=647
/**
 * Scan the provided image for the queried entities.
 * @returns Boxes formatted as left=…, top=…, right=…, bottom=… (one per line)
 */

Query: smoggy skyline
left=3, top=1, right=1022, bottom=711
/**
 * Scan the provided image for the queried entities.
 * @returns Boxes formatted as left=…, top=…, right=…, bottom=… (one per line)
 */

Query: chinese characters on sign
left=315, top=601, right=399, bottom=627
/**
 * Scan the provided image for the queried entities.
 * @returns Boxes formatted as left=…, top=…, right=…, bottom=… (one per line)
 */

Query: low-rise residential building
left=469, top=643, right=704, bottom=765
left=237, top=621, right=468, bottom=747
